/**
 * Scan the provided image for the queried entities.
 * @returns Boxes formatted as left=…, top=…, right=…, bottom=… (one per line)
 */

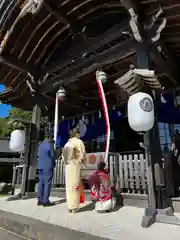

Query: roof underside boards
left=0, top=0, right=180, bottom=117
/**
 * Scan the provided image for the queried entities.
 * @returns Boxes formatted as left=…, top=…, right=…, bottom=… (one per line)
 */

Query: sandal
left=72, top=208, right=79, bottom=213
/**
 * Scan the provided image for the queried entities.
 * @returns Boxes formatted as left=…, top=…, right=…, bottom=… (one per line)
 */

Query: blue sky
left=0, top=84, right=11, bottom=118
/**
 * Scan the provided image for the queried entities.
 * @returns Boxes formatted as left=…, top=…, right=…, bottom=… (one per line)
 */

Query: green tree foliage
left=0, top=107, right=49, bottom=139
left=8, top=107, right=32, bottom=121
left=0, top=118, right=10, bottom=138
left=0, top=107, right=32, bottom=138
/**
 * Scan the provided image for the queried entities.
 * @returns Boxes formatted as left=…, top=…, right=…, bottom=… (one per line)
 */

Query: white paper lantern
left=128, top=92, right=154, bottom=132
left=9, top=129, right=25, bottom=152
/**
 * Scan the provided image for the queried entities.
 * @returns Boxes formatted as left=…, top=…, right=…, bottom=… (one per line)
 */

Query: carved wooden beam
left=44, top=18, right=130, bottom=74
left=120, top=0, right=142, bottom=42
left=0, top=55, right=42, bottom=77
left=120, top=1, right=177, bottom=84
left=121, top=0, right=167, bottom=43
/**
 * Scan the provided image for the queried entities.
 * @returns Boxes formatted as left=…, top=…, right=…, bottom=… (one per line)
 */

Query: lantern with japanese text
left=128, top=92, right=154, bottom=132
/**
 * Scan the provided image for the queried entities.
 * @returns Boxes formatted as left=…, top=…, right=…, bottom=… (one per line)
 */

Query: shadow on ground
left=78, top=194, right=124, bottom=213
left=52, top=199, right=66, bottom=205
left=78, top=202, right=96, bottom=212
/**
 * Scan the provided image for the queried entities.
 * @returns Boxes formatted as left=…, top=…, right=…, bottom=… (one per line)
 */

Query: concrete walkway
left=0, top=228, right=26, bottom=240
left=0, top=196, right=180, bottom=240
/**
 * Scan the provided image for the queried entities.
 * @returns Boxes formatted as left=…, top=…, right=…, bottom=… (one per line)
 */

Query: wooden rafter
left=43, top=0, right=70, bottom=26
left=43, top=0, right=81, bottom=35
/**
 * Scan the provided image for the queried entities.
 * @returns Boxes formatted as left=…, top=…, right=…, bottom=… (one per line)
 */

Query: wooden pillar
left=136, top=44, right=157, bottom=226
left=136, top=44, right=175, bottom=227
left=120, top=0, right=180, bottom=227
left=26, top=104, right=41, bottom=194
left=11, top=165, right=17, bottom=195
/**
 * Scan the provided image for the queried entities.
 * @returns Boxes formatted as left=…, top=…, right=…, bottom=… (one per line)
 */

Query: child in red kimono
left=89, top=161, right=116, bottom=212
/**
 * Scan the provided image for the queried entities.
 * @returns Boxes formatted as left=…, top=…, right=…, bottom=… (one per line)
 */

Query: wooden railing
left=52, top=157, right=65, bottom=187
left=52, top=152, right=148, bottom=195
left=108, top=153, right=148, bottom=195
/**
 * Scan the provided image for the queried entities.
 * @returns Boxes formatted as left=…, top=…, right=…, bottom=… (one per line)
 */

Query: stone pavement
left=0, top=196, right=180, bottom=240
left=0, top=228, right=26, bottom=240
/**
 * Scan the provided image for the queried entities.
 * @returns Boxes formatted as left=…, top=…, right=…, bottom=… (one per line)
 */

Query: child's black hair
left=98, top=161, right=106, bottom=171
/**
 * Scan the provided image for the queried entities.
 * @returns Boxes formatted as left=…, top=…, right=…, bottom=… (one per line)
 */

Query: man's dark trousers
left=37, top=169, right=53, bottom=204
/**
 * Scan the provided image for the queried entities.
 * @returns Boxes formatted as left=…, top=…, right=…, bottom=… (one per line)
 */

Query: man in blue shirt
left=37, top=133, right=56, bottom=206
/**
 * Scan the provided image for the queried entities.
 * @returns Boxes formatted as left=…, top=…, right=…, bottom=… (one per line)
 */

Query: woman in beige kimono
left=63, top=127, right=86, bottom=213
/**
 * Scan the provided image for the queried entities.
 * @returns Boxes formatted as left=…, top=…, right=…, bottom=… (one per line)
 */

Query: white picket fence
left=52, top=152, right=148, bottom=195
left=52, top=157, right=66, bottom=187
left=108, top=153, right=148, bottom=195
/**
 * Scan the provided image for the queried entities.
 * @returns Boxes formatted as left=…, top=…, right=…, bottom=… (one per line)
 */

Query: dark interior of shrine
left=0, top=163, right=13, bottom=183
left=113, top=118, right=143, bottom=153
left=84, top=117, right=143, bottom=153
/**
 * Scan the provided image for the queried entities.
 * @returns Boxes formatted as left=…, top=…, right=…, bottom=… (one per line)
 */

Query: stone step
left=0, top=209, right=107, bottom=240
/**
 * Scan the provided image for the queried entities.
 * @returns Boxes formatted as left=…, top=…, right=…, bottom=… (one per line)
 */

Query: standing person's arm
left=80, top=140, right=87, bottom=166
left=48, top=143, right=56, bottom=168
left=171, top=142, right=176, bottom=151
left=37, top=143, right=41, bottom=169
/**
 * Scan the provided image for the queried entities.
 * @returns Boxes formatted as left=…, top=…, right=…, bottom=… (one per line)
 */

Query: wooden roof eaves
left=0, top=87, right=13, bottom=99
left=0, top=0, right=22, bottom=42
left=0, top=1, right=179, bottom=110
left=0, top=1, right=46, bottom=85
left=0, top=0, right=128, bottom=66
